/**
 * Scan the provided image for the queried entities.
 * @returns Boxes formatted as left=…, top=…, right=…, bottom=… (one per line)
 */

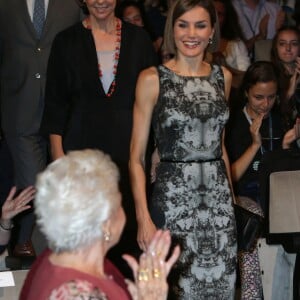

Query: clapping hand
left=1, top=186, right=35, bottom=221
left=123, top=230, right=180, bottom=300
left=250, top=113, right=264, bottom=147
left=287, top=57, right=300, bottom=100
left=282, top=118, right=300, bottom=149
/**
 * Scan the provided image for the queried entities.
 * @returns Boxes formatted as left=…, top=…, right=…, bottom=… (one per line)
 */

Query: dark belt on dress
left=160, top=157, right=222, bottom=163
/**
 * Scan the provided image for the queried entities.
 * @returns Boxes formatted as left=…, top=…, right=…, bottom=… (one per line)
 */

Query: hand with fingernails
left=282, top=118, right=300, bottom=149
left=123, top=230, right=180, bottom=300
left=0, top=186, right=35, bottom=245
left=249, top=113, right=264, bottom=147
left=1, top=186, right=35, bottom=222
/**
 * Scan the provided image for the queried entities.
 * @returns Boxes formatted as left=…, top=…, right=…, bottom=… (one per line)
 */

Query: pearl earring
left=103, top=230, right=111, bottom=242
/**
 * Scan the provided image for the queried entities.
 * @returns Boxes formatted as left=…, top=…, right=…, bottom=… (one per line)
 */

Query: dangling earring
left=208, top=38, right=213, bottom=45
left=103, top=230, right=111, bottom=242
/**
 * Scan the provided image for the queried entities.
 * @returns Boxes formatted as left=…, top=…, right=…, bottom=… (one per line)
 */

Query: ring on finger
left=153, top=268, right=161, bottom=278
left=151, top=250, right=162, bottom=257
left=138, top=268, right=150, bottom=281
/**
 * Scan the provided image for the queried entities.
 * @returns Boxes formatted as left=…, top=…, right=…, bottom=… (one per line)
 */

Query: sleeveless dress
left=151, top=64, right=237, bottom=299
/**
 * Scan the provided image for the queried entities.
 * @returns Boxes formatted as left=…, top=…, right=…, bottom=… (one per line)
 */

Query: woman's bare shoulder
left=221, top=65, right=232, bottom=81
left=137, top=66, right=159, bottom=93
left=138, top=66, right=159, bottom=83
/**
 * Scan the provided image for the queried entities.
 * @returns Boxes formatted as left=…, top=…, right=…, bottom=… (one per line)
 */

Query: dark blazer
left=41, top=21, right=157, bottom=165
left=0, top=0, right=81, bottom=137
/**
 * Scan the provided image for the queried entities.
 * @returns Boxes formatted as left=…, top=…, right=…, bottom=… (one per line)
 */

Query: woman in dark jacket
left=41, top=0, right=157, bottom=275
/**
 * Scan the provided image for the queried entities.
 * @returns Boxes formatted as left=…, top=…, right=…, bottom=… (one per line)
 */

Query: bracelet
left=0, top=221, right=14, bottom=231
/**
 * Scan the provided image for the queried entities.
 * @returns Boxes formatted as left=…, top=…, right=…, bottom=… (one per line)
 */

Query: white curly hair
left=35, top=149, right=120, bottom=253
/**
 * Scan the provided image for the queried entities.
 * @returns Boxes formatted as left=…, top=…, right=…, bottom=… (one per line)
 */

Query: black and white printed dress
left=151, top=64, right=237, bottom=299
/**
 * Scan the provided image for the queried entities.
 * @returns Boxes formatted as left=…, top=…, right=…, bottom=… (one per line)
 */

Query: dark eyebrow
left=177, top=19, right=208, bottom=24
left=278, top=39, right=299, bottom=42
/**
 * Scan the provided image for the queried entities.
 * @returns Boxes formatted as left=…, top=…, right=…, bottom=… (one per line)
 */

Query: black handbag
left=234, top=204, right=264, bottom=251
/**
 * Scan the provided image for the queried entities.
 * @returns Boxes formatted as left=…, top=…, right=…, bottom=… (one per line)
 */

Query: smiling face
left=173, top=6, right=214, bottom=58
left=86, top=0, right=116, bottom=22
left=276, top=29, right=300, bottom=64
left=246, top=81, right=277, bottom=119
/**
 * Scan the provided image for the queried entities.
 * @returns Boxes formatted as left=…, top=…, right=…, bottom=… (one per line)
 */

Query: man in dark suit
left=0, top=0, right=81, bottom=256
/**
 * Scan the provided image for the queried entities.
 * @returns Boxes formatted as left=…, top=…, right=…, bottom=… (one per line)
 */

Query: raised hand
left=123, top=230, right=180, bottom=300
left=287, top=57, right=300, bottom=100
left=282, top=118, right=300, bottom=149
left=1, top=186, right=35, bottom=221
left=249, top=113, right=264, bottom=147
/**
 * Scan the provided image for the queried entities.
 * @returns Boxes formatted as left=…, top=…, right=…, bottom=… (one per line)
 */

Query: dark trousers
left=6, top=135, right=47, bottom=244
left=0, top=139, right=14, bottom=205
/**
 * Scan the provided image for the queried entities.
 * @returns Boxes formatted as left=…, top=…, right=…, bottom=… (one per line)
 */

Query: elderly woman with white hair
left=20, top=149, right=180, bottom=300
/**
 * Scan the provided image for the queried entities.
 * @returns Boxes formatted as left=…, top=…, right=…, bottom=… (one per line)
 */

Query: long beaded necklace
left=85, top=17, right=122, bottom=98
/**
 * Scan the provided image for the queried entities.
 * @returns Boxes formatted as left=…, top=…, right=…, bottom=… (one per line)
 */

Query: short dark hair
left=240, top=61, right=279, bottom=102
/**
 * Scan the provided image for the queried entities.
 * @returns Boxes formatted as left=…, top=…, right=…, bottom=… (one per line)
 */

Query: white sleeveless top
left=97, top=50, right=115, bottom=94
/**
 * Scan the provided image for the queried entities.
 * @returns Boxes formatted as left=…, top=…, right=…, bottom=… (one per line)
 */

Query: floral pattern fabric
left=49, top=279, right=108, bottom=300
left=151, top=64, right=237, bottom=299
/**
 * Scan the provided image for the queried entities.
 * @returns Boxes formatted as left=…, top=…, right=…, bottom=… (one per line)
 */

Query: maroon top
left=20, top=249, right=131, bottom=300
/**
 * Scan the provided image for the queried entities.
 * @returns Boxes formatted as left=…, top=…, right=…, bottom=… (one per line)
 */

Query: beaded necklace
left=85, top=17, right=122, bottom=98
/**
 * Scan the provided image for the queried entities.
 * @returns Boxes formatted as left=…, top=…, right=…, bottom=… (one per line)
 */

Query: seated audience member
left=271, top=26, right=300, bottom=130
left=116, top=0, right=162, bottom=52
left=208, top=0, right=250, bottom=109
left=211, top=0, right=250, bottom=75
left=0, top=186, right=35, bottom=254
left=225, top=61, right=299, bottom=299
left=20, top=149, right=180, bottom=300
left=232, top=0, right=285, bottom=57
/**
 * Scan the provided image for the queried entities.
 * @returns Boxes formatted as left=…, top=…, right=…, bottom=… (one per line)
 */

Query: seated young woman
left=225, top=61, right=299, bottom=300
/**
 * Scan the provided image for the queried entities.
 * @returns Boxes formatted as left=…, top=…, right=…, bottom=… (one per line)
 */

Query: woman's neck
left=88, top=15, right=116, bottom=34
left=49, top=244, right=106, bottom=278
left=85, top=16, right=120, bottom=51
left=168, top=54, right=208, bottom=76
